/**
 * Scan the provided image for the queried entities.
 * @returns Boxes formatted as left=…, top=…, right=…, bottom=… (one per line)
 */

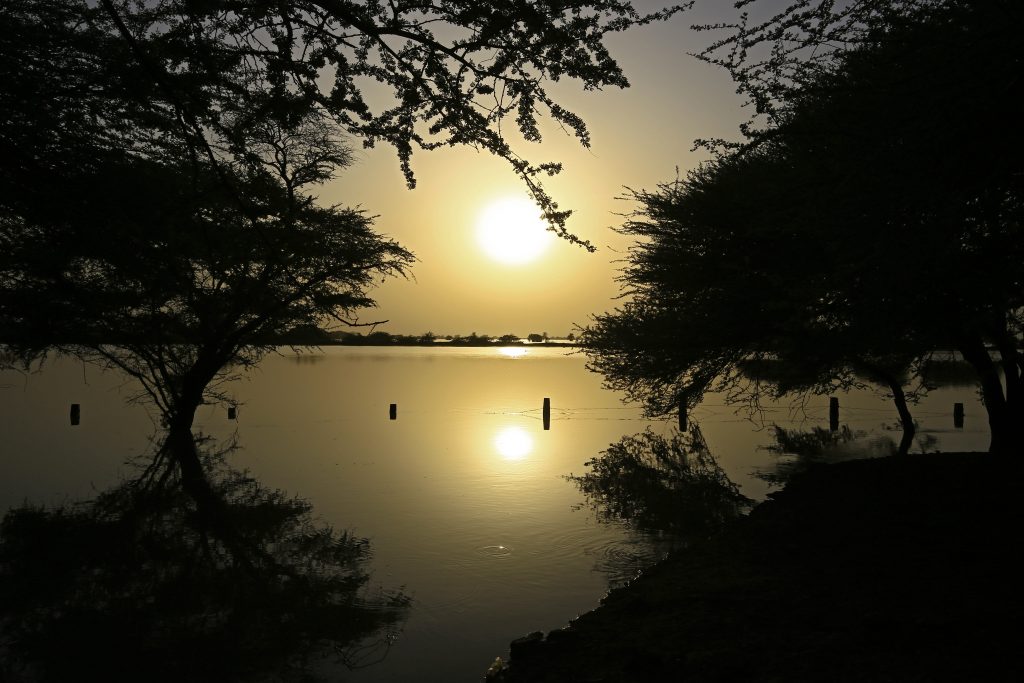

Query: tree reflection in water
left=569, top=426, right=753, bottom=582
left=0, top=439, right=408, bottom=683
left=757, top=424, right=897, bottom=486
left=571, top=426, right=753, bottom=538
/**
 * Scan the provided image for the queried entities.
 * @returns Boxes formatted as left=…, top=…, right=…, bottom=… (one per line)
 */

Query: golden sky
left=319, top=2, right=756, bottom=337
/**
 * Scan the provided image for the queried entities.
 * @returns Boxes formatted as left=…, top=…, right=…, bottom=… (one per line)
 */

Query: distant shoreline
left=1, top=340, right=579, bottom=351
left=306, top=340, right=578, bottom=348
left=269, top=330, right=579, bottom=348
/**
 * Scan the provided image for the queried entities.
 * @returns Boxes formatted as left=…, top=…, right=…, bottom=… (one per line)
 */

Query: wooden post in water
left=389, top=403, right=397, bottom=420
left=543, top=397, right=551, bottom=430
left=953, top=402, right=964, bottom=429
left=829, top=397, right=840, bottom=432
left=227, top=405, right=237, bottom=420
left=70, top=403, right=80, bottom=426
left=678, top=400, right=687, bottom=433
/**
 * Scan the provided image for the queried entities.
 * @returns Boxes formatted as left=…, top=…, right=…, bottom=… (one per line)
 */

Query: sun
left=476, top=197, right=554, bottom=265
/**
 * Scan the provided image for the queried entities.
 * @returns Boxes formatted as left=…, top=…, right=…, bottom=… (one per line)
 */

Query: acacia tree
left=95, top=0, right=688, bottom=247
left=723, top=0, right=1024, bottom=453
left=582, top=149, right=928, bottom=454
left=3, top=121, right=413, bottom=504
left=584, top=0, right=1024, bottom=453
left=2, top=0, right=687, bottom=496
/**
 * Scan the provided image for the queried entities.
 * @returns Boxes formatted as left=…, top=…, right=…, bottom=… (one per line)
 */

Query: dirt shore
left=486, top=452, right=1023, bottom=682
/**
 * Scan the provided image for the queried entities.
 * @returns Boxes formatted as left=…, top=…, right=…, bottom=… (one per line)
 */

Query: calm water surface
left=0, top=346, right=988, bottom=681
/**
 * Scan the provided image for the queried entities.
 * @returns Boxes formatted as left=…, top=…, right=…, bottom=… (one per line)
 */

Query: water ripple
left=476, top=544, right=514, bottom=558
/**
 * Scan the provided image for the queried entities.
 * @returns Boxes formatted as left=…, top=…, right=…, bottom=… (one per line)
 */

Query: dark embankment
left=487, top=453, right=1023, bottom=682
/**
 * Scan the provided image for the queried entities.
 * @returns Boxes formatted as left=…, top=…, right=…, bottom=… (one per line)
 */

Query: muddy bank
left=487, top=452, right=1023, bottom=682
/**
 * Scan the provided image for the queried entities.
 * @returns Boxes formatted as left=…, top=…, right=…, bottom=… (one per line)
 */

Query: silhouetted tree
left=584, top=0, right=1024, bottom=453
left=366, top=331, right=397, bottom=345
left=693, top=0, right=979, bottom=138
left=697, top=0, right=1024, bottom=452
left=2, top=0, right=687, bottom=493
left=2, top=117, right=412, bottom=506
left=28, top=0, right=685, bottom=247
left=450, top=332, right=493, bottom=345
left=582, top=150, right=928, bottom=453
left=0, top=2, right=414, bottom=504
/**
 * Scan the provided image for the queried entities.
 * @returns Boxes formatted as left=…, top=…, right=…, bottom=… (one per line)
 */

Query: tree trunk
left=886, top=378, right=915, bottom=456
left=161, top=353, right=227, bottom=515
left=993, top=328, right=1024, bottom=438
left=959, top=337, right=1018, bottom=454
left=854, top=360, right=916, bottom=456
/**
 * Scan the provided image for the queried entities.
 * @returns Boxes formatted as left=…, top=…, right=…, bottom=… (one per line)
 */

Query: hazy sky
left=319, top=1, right=765, bottom=337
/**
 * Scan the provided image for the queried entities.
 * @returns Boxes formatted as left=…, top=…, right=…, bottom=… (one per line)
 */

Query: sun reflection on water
left=498, top=347, right=527, bottom=359
left=493, top=426, right=533, bottom=460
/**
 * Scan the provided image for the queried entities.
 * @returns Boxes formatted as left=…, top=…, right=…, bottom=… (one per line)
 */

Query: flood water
left=0, top=346, right=989, bottom=681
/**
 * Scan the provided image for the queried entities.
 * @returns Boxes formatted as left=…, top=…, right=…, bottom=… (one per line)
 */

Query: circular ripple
left=476, top=544, right=514, bottom=558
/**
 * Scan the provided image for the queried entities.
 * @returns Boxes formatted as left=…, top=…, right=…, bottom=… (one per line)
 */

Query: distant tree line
left=272, top=327, right=577, bottom=346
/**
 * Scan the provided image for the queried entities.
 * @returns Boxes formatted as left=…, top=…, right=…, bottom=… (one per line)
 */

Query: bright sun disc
left=476, top=197, right=553, bottom=265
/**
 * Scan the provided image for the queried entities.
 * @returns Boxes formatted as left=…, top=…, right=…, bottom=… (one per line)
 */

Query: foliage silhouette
left=584, top=0, right=1023, bottom=452
left=1, top=0, right=683, bottom=490
left=2, top=0, right=688, bottom=248
left=2, top=132, right=413, bottom=502
left=581, top=154, right=926, bottom=452
left=1, top=0, right=417, bottom=496
left=0, top=442, right=408, bottom=683
left=693, top=0, right=979, bottom=140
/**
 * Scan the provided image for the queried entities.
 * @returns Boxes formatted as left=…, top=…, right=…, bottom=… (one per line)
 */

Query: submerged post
left=829, top=397, right=839, bottom=432
left=389, top=403, right=397, bottom=420
left=678, top=400, right=687, bottom=433
left=953, top=402, right=964, bottom=429
left=227, top=405, right=237, bottom=420
left=70, top=403, right=80, bottom=426
left=543, top=397, right=551, bottom=430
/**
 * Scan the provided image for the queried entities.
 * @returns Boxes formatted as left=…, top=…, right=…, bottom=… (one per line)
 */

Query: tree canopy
left=2, top=0, right=689, bottom=491
left=0, top=6, right=415, bottom=504
left=583, top=0, right=1024, bottom=453
left=1, top=0, right=686, bottom=247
